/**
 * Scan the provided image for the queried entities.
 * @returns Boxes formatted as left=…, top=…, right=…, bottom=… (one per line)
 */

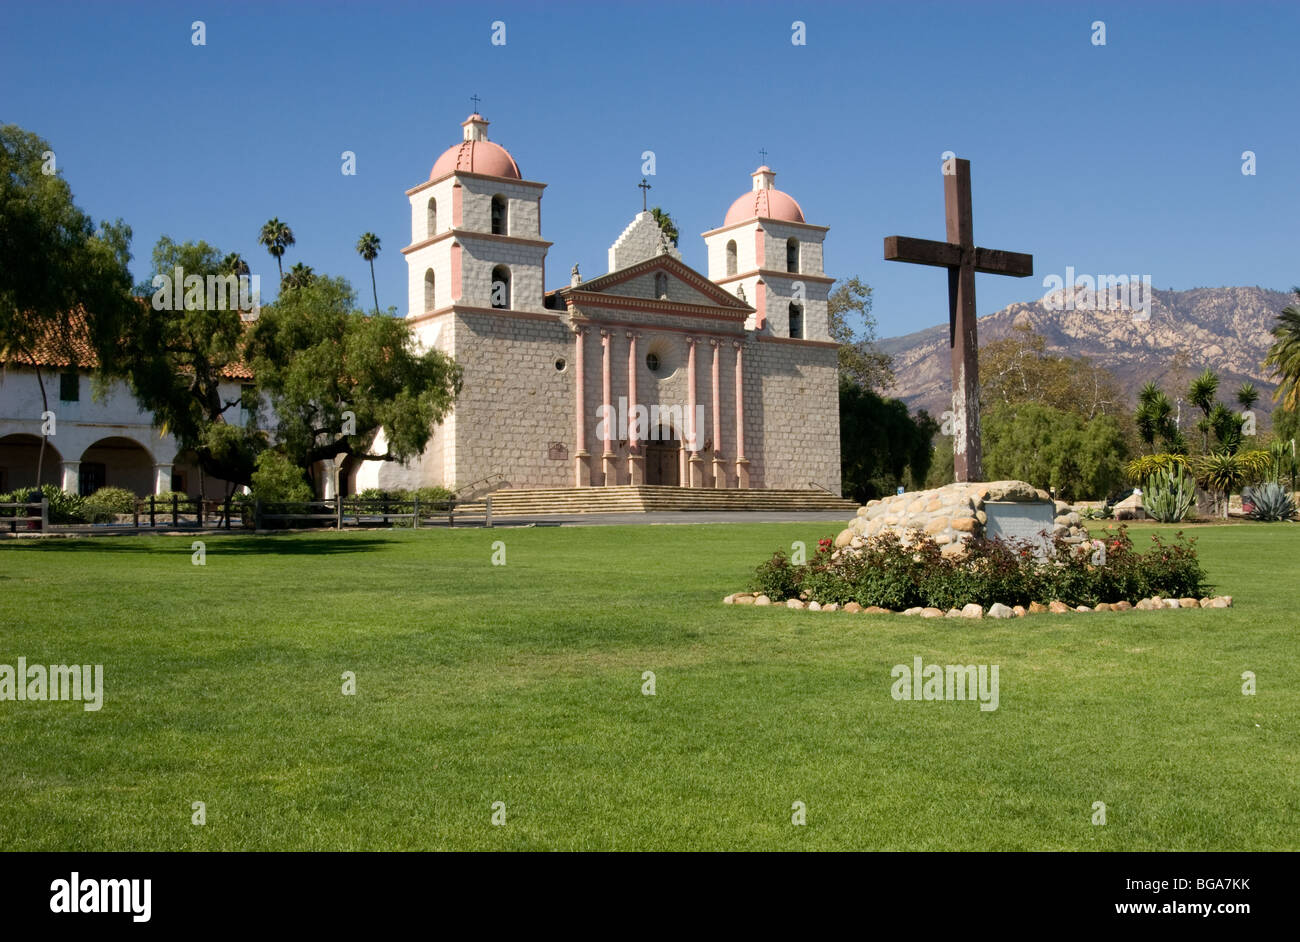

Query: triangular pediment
left=562, top=254, right=751, bottom=312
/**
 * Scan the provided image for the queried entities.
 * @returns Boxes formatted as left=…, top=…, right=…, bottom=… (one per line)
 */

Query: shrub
left=752, top=551, right=801, bottom=601
left=250, top=451, right=313, bottom=503
left=752, top=524, right=1209, bottom=610
left=0, top=485, right=88, bottom=524
left=83, top=486, right=137, bottom=523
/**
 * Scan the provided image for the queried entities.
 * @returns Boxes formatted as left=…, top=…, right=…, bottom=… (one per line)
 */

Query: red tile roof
left=3, top=308, right=255, bottom=380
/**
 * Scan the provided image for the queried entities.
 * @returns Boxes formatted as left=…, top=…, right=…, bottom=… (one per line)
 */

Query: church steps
left=456, top=486, right=857, bottom=516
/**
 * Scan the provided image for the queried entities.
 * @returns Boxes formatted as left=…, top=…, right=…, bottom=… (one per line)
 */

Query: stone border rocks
left=722, top=594, right=1234, bottom=616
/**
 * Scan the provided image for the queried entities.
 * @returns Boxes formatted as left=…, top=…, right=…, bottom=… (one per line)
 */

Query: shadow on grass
left=1, top=535, right=394, bottom=556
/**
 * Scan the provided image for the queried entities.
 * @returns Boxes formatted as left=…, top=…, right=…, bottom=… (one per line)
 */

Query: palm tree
left=356, top=233, right=381, bottom=314
left=281, top=262, right=315, bottom=292
left=1187, top=368, right=1219, bottom=453
left=1135, top=382, right=1178, bottom=453
left=221, top=252, right=250, bottom=278
left=1236, top=382, right=1259, bottom=412
left=258, top=218, right=295, bottom=285
left=1263, top=290, right=1300, bottom=412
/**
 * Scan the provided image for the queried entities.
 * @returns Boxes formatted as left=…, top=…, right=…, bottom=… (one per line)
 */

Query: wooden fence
left=0, top=498, right=49, bottom=533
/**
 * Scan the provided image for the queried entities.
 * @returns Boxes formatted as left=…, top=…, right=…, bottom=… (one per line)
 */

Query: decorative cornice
left=406, top=172, right=547, bottom=197
left=757, top=335, right=839, bottom=349
left=569, top=315, right=744, bottom=340
left=701, top=217, right=831, bottom=239
left=565, top=292, right=749, bottom=321
left=713, top=269, right=835, bottom=286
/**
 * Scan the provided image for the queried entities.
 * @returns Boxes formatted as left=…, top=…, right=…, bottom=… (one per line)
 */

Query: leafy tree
left=258, top=217, right=295, bottom=284
left=839, top=377, right=937, bottom=502
left=245, top=276, right=462, bottom=491
left=1264, top=288, right=1300, bottom=412
left=982, top=402, right=1128, bottom=501
left=828, top=276, right=893, bottom=391
left=650, top=207, right=678, bottom=246
left=980, top=323, right=1125, bottom=420
left=0, top=124, right=137, bottom=488
left=356, top=232, right=382, bottom=314
left=1236, top=382, right=1259, bottom=412
left=124, top=236, right=263, bottom=492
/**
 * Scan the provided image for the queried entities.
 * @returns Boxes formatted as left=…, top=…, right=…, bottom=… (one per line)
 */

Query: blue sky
left=3, top=0, right=1297, bottom=340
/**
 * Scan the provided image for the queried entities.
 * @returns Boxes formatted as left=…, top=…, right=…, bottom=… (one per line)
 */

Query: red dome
left=430, top=115, right=521, bottom=180
left=724, top=167, right=805, bottom=226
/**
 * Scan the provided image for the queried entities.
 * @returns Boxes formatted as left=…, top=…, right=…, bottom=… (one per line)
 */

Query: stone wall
left=835, top=480, right=1087, bottom=556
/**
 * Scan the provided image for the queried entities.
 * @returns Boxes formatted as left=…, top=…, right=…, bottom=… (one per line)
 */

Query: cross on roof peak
left=638, top=177, right=652, bottom=212
left=470, top=94, right=481, bottom=113
left=758, top=148, right=768, bottom=165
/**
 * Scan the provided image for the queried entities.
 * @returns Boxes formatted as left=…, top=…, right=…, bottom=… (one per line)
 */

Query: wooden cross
left=470, top=94, right=481, bottom=112
left=884, top=158, right=1033, bottom=482
left=639, top=177, right=652, bottom=212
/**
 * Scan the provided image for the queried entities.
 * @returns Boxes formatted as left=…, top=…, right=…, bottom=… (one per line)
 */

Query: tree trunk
left=369, top=260, right=379, bottom=315
left=32, top=360, right=50, bottom=496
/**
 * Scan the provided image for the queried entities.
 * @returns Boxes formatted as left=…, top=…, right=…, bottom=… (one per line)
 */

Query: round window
left=555, top=358, right=566, bottom=372
left=645, top=352, right=660, bottom=373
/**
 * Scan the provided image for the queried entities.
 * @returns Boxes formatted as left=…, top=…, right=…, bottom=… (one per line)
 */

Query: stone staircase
left=457, top=485, right=858, bottom=517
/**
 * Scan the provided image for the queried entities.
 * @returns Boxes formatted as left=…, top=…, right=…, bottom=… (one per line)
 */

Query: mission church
left=0, top=112, right=842, bottom=501
left=350, top=112, right=841, bottom=496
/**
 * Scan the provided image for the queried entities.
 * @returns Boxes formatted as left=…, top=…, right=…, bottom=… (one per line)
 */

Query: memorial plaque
left=984, top=501, right=1055, bottom=557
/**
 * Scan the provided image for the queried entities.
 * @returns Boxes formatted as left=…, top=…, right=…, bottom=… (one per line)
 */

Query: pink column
left=573, top=326, right=590, bottom=486
left=734, top=340, right=749, bottom=488
left=601, top=330, right=616, bottom=486
left=686, top=337, right=703, bottom=488
left=711, top=339, right=724, bottom=488
left=626, top=331, right=644, bottom=484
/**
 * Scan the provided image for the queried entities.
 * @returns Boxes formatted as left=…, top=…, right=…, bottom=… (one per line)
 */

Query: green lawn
left=1, top=521, right=1296, bottom=850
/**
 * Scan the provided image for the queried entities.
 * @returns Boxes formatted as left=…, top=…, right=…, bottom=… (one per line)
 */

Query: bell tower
left=403, top=113, right=550, bottom=323
left=702, top=166, right=831, bottom=341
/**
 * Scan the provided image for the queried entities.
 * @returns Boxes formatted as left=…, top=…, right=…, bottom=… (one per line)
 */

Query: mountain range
left=877, top=286, right=1293, bottom=421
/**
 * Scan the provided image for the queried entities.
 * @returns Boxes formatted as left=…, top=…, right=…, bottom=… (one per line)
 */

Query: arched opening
left=725, top=240, right=738, bottom=276
left=424, top=268, right=436, bottom=312
left=654, top=272, right=668, bottom=299
left=338, top=455, right=363, bottom=498
left=644, top=425, right=681, bottom=486
left=0, top=434, right=64, bottom=493
left=490, top=265, right=511, bottom=309
left=786, top=237, right=800, bottom=273
left=79, top=437, right=154, bottom=496
left=426, top=197, right=437, bottom=238
left=788, top=302, right=803, bottom=339
left=491, top=195, right=508, bottom=235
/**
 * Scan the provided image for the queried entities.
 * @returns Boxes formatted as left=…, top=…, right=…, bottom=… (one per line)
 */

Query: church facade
left=353, top=113, right=842, bottom=496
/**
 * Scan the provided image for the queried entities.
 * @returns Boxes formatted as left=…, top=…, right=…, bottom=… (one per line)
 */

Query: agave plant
left=1244, top=482, right=1297, bottom=521
left=1141, top=464, right=1196, bottom=523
